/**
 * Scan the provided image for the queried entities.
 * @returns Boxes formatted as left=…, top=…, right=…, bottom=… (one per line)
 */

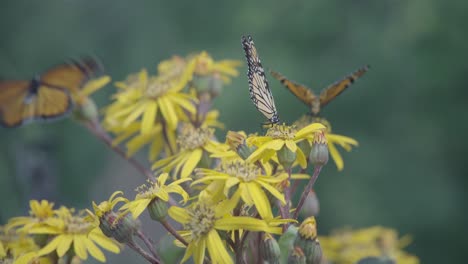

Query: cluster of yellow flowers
left=1, top=200, right=119, bottom=264
left=0, top=51, right=418, bottom=264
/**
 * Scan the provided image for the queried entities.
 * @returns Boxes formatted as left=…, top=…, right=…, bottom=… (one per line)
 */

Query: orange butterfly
left=0, top=58, right=100, bottom=127
left=270, top=66, right=369, bottom=116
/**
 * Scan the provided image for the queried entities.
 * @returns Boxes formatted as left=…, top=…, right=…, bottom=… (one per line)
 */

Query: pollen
left=222, top=160, right=260, bottom=182
left=65, top=215, right=94, bottom=234
left=177, top=124, right=214, bottom=151
left=186, top=203, right=217, bottom=240
left=135, top=180, right=159, bottom=200
left=266, top=124, right=297, bottom=140
left=145, top=76, right=174, bottom=99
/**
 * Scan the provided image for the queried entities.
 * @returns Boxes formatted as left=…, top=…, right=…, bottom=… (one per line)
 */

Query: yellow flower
left=29, top=207, right=120, bottom=263
left=152, top=124, right=222, bottom=178
left=319, top=226, right=419, bottom=264
left=193, top=160, right=286, bottom=219
left=92, top=191, right=128, bottom=219
left=295, top=116, right=358, bottom=171
left=121, top=173, right=191, bottom=219
left=105, top=66, right=197, bottom=135
left=168, top=194, right=283, bottom=264
left=6, top=200, right=55, bottom=233
left=0, top=228, right=49, bottom=264
left=246, top=123, right=325, bottom=169
left=192, top=51, right=241, bottom=84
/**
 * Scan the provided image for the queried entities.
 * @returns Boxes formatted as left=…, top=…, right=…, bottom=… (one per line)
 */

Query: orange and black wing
left=0, top=80, right=72, bottom=127
left=241, top=35, right=279, bottom=124
left=319, top=65, right=369, bottom=108
left=40, top=57, right=101, bottom=94
left=270, top=70, right=317, bottom=107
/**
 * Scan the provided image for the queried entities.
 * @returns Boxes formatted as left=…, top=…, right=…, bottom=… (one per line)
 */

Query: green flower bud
left=148, top=198, right=168, bottom=222
left=32, top=234, right=49, bottom=248
left=288, top=247, right=306, bottom=264
left=277, top=145, right=297, bottom=170
left=297, top=140, right=312, bottom=160
left=299, top=190, right=320, bottom=218
left=260, top=233, right=281, bottom=264
left=100, top=211, right=139, bottom=243
left=309, top=131, right=328, bottom=167
left=357, top=256, right=395, bottom=264
left=226, top=131, right=255, bottom=160
left=73, top=98, right=98, bottom=123
left=294, top=217, right=322, bottom=264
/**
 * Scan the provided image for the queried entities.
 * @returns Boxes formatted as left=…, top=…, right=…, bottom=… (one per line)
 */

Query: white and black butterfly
left=241, top=35, right=279, bottom=125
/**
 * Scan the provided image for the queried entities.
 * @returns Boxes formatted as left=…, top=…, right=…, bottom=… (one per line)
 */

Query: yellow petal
left=246, top=182, right=273, bottom=219
left=295, top=123, right=326, bottom=139
left=88, top=230, right=121, bottom=253
left=168, top=206, right=191, bottom=224
left=129, top=199, right=152, bottom=219
left=158, top=97, right=178, bottom=130
left=247, top=139, right=284, bottom=163
left=285, top=140, right=297, bottom=152
left=157, top=173, right=169, bottom=186
left=328, top=134, right=359, bottom=146
left=296, top=147, right=307, bottom=169
left=256, top=180, right=286, bottom=204
left=180, top=149, right=202, bottom=178
left=37, top=235, right=62, bottom=256
left=84, top=237, right=106, bottom=262
left=239, top=183, right=254, bottom=205
left=328, top=142, right=344, bottom=171
left=224, top=177, right=240, bottom=197
left=215, top=216, right=281, bottom=234
left=192, top=238, right=206, bottom=264
left=169, top=94, right=196, bottom=113
left=57, top=234, right=73, bottom=257
left=122, top=102, right=147, bottom=127
left=82, top=76, right=111, bottom=97
left=141, top=101, right=158, bottom=134
left=181, top=242, right=195, bottom=263
left=73, top=235, right=89, bottom=260
left=206, top=230, right=233, bottom=264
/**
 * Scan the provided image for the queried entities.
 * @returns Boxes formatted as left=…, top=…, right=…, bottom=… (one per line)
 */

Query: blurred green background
left=0, top=0, right=466, bottom=263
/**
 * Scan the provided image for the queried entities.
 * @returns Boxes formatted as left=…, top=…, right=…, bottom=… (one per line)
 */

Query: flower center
left=145, top=76, right=174, bottom=99
left=177, top=124, right=214, bottom=151
left=222, top=161, right=260, bottom=182
left=186, top=203, right=217, bottom=240
left=135, top=180, right=160, bottom=200
left=65, top=216, right=94, bottom=234
left=266, top=124, right=297, bottom=140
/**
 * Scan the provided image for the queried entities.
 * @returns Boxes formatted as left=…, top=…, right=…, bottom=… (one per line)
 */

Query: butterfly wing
left=0, top=81, right=72, bottom=127
left=40, top=57, right=101, bottom=94
left=241, top=35, right=279, bottom=124
left=270, top=70, right=318, bottom=106
left=319, top=65, right=369, bottom=108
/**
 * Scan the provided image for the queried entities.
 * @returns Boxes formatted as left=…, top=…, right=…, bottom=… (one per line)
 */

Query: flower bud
left=148, top=198, right=168, bottom=222
left=295, top=217, right=322, bottom=264
left=297, top=140, right=312, bottom=160
left=299, top=190, right=320, bottom=218
left=277, top=145, right=297, bottom=170
left=100, top=211, right=139, bottom=243
left=356, top=256, right=395, bottom=264
left=260, top=233, right=281, bottom=264
left=288, top=247, right=306, bottom=264
left=73, top=98, right=99, bottom=123
left=309, top=131, right=328, bottom=166
left=226, top=131, right=255, bottom=160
